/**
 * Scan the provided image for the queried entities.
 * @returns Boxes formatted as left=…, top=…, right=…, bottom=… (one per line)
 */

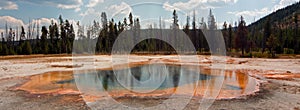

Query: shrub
left=283, top=48, right=294, bottom=54
left=22, top=41, right=32, bottom=55
left=251, top=52, right=271, bottom=58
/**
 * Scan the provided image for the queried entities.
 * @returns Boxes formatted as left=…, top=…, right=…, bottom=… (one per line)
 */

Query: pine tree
left=208, top=9, right=217, bottom=30
left=200, top=17, right=207, bottom=30
left=20, top=26, right=26, bottom=41
left=267, top=34, right=278, bottom=57
left=191, top=11, right=199, bottom=51
left=54, top=23, right=60, bottom=53
left=107, top=19, right=115, bottom=52
left=236, top=16, right=248, bottom=56
left=23, top=41, right=32, bottom=55
left=68, top=24, right=75, bottom=53
left=222, top=22, right=228, bottom=50
left=123, top=18, right=127, bottom=30
left=184, top=15, right=190, bottom=34
left=101, top=12, right=108, bottom=29
left=172, top=10, right=179, bottom=29
left=263, top=17, right=271, bottom=53
left=97, top=12, right=108, bottom=53
left=129, top=13, right=133, bottom=29
left=41, top=26, right=48, bottom=54
left=228, top=24, right=233, bottom=51
left=293, top=14, right=299, bottom=53
left=59, top=15, right=67, bottom=53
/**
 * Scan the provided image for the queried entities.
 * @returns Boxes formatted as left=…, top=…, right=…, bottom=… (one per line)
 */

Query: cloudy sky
left=0, top=0, right=299, bottom=33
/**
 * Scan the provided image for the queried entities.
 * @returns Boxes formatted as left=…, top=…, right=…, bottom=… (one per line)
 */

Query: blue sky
left=0, top=0, right=298, bottom=33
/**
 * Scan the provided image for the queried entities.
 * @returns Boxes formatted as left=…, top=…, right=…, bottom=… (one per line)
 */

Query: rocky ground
left=0, top=55, right=300, bottom=110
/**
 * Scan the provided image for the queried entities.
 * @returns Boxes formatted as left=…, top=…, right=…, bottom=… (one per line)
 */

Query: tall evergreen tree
left=208, top=9, right=217, bottom=30
left=192, top=10, right=199, bottom=51
left=23, top=41, right=32, bottom=55
left=172, top=10, right=179, bottom=29
left=101, top=12, right=108, bottom=29
left=222, top=21, right=228, bottom=50
left=97, top=12, right=108, bottom=53
left=123, top=18, right=128, bottom=30
left=228, top=24, right=233, bottom=51
left=20, top=26, right=26, bottom=41
left=263, top=17, right=271, bottom=53
left=236, top=16, right=248, bottom=56
left=41, top=26, right=48, bottom=54
left=129, top=13, right=133, bottom=29
left=267, top=34, right=278, bottom=57
left=59, top=15, right=67, bottom=53
left=293, top=14, right=299, bottom=53
left=192, top=10, right=196, bottom=31
left=76, top=21, right=85, bottom=39
left=200, top=17, right=207, bottom=30
left=184, top=15, right=190, bottom=34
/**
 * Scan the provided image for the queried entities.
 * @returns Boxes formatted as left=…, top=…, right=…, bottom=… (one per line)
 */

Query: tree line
left=0, top=15, right=75, bottom=55
left=0, top=5, right=299, bottom=57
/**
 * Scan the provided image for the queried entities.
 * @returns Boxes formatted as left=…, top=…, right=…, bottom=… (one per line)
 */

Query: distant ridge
left=248, top=2, right=300, bottom=30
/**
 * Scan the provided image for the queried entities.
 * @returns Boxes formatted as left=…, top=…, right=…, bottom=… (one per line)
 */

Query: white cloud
left=0, top=0, right=84, bottom=11
left=79, top=2, right=132, bottom=24
left=0, top=1, right=18, bottom=10
left=80, top=8, right=98, bottom=17
left=229, top=0, right=298, bottom=16
left=86, top=0, right=104, bottom=8
left=79, top=0, right=105, bottom=24
left=227, top=0, right=298, bottom=23
left=75, top=7, right=81, bottom=12
left=0, top=16, right=24, bottom=37
left=163, top=2, right=182, bottom=12
left=163, top=0, right=238, bottom=12
left=29, top=18, right=58, bottom=27
left=57, top=4, right=79, bottom=9
left=227, top=8, right=271, bottom=24
left=20, top=0, right=83, bottom=11
left=54, top=0, right=83, bottom=12
left=106, top=2, right=132, bottom=18
left=227, top=7, right=270, bottom=18
left=273, top=0, right=298, bottom=11
left=0, top=16, right=25, bottom=29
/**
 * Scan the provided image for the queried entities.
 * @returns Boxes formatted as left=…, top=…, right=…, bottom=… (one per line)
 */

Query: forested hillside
left=220, top=2, right=300, bottom=57
left=249, top=2, right=300, bottom=30
left=244, top=1, right=300, bottom=55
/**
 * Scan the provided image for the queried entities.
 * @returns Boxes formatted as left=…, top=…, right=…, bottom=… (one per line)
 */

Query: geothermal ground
left=0, top=55, right=300, bottom=110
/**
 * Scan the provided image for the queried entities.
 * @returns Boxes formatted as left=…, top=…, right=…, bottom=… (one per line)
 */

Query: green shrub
left=251, top=52, right=271, bottom=58
left=283, top=48, right=294, bottom=54
left=1, top=44, right=8, bottom=55
left=22, top=41, right=32, bottom=55
left=8, top=47, right=16, bottom=55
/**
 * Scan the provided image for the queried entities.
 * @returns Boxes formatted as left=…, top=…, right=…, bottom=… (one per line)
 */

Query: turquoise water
left=70, top=65, right=212, bottom=91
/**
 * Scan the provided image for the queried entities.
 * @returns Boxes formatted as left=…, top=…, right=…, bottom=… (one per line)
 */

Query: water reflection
left=17, top=64, right=258, bottom=99
left=235, top=70, right=249, bottom=93
left=97, top=65, right=207, bottom=90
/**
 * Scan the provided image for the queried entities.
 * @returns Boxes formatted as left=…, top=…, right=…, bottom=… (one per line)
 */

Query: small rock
left=2, top=67, right=8, bottom=71
left=238, top=61, right=248, bottom=64
left=282, top=87, right=287, bottom=92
